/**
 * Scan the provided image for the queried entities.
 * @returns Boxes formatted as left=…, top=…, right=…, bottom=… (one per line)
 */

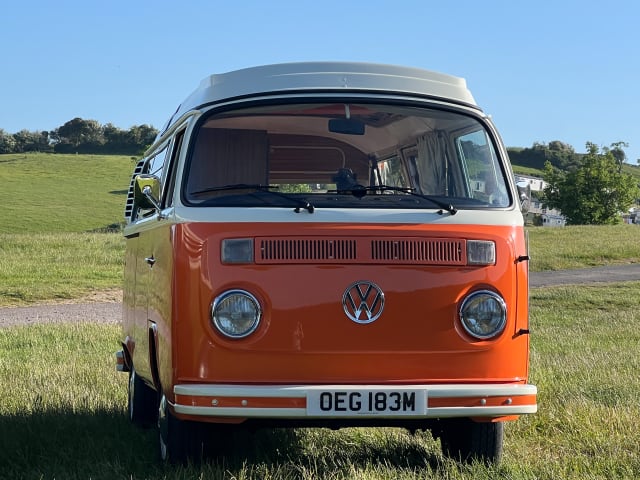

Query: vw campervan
left=116, top=62, right=536, bottom=464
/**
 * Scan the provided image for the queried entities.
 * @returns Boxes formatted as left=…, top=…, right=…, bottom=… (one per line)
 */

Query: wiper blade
left=192, top=183, right=277, bottom=195
left=192, top=184, right=314, bottom=213
left=330, top=184, right=457, bottom=215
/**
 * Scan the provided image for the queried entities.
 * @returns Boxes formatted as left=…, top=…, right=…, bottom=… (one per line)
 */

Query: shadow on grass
left=0, top=408, right=445, bottom=479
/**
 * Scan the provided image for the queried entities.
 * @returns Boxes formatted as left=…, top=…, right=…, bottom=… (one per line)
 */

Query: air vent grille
left=255, top=236, right=467, bottom=265
left=258, top=238, right=357, bottom=263
left=371, top=239, right=465, bottom=264
left=124, top=158, right=146, bottom=222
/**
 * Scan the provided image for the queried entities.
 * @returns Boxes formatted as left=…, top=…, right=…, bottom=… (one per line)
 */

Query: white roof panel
left=168, top=62, right=478, bottom=128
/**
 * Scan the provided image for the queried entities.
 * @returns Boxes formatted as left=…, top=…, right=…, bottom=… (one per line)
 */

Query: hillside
left=0, top=153, right=134, bottom=233
left=507, top=147, right=640, bottom=183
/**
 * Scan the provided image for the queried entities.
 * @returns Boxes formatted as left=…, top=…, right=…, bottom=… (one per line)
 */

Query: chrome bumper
left=172, top=383, right=537, bottom=419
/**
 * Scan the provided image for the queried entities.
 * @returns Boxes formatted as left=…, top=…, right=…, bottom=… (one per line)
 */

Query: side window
left=162, top=129, right=185, bottom=208
left=147, top=145, right=169, bottom=183
left=455, top=130, right=509, bottom=206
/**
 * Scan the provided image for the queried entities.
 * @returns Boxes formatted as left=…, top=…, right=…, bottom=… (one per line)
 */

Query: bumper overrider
left=172, top=384, right=537, bottom=420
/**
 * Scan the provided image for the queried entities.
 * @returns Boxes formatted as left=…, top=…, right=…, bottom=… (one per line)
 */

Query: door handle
left=145, top=256, right=156, bottom=267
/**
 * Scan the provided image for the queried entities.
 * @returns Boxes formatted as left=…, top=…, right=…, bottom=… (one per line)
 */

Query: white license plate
left=307, top=388, right=427, bottom=416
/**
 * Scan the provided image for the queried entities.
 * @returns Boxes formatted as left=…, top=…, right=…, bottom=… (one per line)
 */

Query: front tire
left=158, top=395, right=208, bottom=464
left=439, top=419, right=504, bottom=464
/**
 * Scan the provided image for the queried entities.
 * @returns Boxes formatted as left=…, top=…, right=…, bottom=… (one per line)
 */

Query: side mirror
left=133, top=174, right=162, bottom=211
left=516, top=180, right=531, bottom=214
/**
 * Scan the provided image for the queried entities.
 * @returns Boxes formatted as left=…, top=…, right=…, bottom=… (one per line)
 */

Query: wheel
left=439, top=419, right=504, bottom=464
left=128, top=368, right=158, bottom=427
left=158, top=394, right=207, bottom=464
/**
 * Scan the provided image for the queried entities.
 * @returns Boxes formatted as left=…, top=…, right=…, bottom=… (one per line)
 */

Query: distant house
left=516, top=174, right=566, bottom=226
left=514, top=174, right=546, bottom=192
left=541, top=213, right=566, bottom=227
left=622, top=208, right=640, bottom=225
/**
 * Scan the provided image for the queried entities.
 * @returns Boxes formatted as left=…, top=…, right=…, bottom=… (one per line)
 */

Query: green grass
left=0, top=152, right=134, bottom=233
left=512, top=164, right=544, bottom=177
left=0, top=232, right=124, bottom=305
left=1, top=283, right=639, bottom=479
left=527, top=224, right=640, bottom=270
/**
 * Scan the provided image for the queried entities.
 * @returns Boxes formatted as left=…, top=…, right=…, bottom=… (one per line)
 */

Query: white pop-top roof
left=164, top=62, right=478, bottom=130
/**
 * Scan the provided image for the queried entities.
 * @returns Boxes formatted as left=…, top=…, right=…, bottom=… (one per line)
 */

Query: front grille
left=255, top=236, right=467, bottom=265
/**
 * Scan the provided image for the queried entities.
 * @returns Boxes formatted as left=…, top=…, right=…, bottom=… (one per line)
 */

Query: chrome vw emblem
left=342, top=281, right=385, bottom=324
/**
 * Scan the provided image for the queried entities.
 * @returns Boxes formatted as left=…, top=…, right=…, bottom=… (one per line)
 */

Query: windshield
left=182, top=102, right=511, bottom=209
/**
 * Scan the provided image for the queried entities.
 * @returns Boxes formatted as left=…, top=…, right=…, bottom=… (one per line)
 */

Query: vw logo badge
left=342, top=281, right=385, bottom=324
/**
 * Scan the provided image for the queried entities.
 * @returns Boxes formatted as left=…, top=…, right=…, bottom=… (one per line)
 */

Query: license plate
left=307, top=388, right=427, bottom=416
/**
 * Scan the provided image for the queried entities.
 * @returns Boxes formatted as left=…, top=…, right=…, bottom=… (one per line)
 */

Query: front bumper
left=172, top=383, right=537, bottom=420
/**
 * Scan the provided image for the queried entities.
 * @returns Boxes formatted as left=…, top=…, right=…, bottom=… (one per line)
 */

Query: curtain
left=415, top=132, right=447, bottom=195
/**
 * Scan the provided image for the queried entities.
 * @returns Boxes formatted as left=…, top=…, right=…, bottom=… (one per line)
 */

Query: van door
left=132, top=129, right=185, bottom=387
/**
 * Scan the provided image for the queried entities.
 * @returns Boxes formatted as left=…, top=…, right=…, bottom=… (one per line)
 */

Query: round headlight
left=459, top=290, right=507, bottom=340
left=211, top=290, right=261, bottom=338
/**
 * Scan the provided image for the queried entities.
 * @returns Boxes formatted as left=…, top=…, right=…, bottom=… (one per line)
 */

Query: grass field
left=0, top=153, right=134, bottom=233
left=1, top=283, right=639, bottom=479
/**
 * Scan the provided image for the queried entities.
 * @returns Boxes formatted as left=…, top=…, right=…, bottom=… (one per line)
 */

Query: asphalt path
left=529, top=263, right=640, bottom=287
left=1, top=264, right=639, bottom=328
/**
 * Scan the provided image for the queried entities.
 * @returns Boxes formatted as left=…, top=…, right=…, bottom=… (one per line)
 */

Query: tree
left=508, top=140, right=581, bottom=171
left=605, top=141, right=628, bottom=173
left=52, top=117, right=104, bottom=151
left=0, top=129, right=17, bottom=154
left=126, top=124, right=157, bottom=153
left=12, top=129, right=51, bottom=153
left=542, top=142, right=639, bottom=225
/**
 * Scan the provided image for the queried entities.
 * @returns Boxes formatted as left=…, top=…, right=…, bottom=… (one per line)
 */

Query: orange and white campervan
left=116, top=62, right=536, bottom=464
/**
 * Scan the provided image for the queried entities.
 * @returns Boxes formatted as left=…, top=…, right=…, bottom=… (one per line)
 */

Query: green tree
left=605, top=141, right=628, bottom=173
left=12, top=129, right=51, bottom=153
left=52, top=117, right=104, bottom=150
left=0, top=129, right=17, bottom=153
left=542, top=142, right=639, bottom=225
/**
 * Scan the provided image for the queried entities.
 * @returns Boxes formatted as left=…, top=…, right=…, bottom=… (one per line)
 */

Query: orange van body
left=117, top=62, right=536, bottom=463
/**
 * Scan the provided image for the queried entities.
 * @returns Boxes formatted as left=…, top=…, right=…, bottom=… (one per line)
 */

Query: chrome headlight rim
left=211, top=289, right=262, bottom=339
left=459, top=289, right=507, bottom=340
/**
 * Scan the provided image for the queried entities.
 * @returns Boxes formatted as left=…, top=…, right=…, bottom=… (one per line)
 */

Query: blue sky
left=2, top=0, right=639, bottom=162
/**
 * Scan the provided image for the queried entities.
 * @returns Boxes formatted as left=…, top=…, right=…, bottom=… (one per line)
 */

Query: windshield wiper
left=330, top=184, right=457, bottom=215
left=192, top=184, right=314, bottom=213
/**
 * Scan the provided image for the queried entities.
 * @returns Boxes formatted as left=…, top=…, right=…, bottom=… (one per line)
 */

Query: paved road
left=529, top=263, right=640, bottom=287
left=0, top=302, right=121, bottom=328
left=1, top=264, right=639, bottom=328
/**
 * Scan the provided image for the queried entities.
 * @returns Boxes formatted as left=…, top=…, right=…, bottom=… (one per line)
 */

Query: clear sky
left=2, top=0, right=639, bottom=162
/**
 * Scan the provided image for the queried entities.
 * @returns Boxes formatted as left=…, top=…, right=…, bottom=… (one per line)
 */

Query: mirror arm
left=142, top=186, right=167, bottom=220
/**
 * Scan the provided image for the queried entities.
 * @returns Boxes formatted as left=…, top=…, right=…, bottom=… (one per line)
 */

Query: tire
left=128, top=368, right=158, bottom=428
left=439, top=419, right=504, bottom=464
left=158, top=394, right=207, bottom=464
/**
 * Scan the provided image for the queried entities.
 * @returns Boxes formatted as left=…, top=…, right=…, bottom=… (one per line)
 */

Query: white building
left=514, top=174, right=546, bottom=192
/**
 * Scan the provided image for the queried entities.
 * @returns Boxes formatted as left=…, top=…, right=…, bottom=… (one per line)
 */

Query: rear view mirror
left=328, top=118, right=365, bottom=135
